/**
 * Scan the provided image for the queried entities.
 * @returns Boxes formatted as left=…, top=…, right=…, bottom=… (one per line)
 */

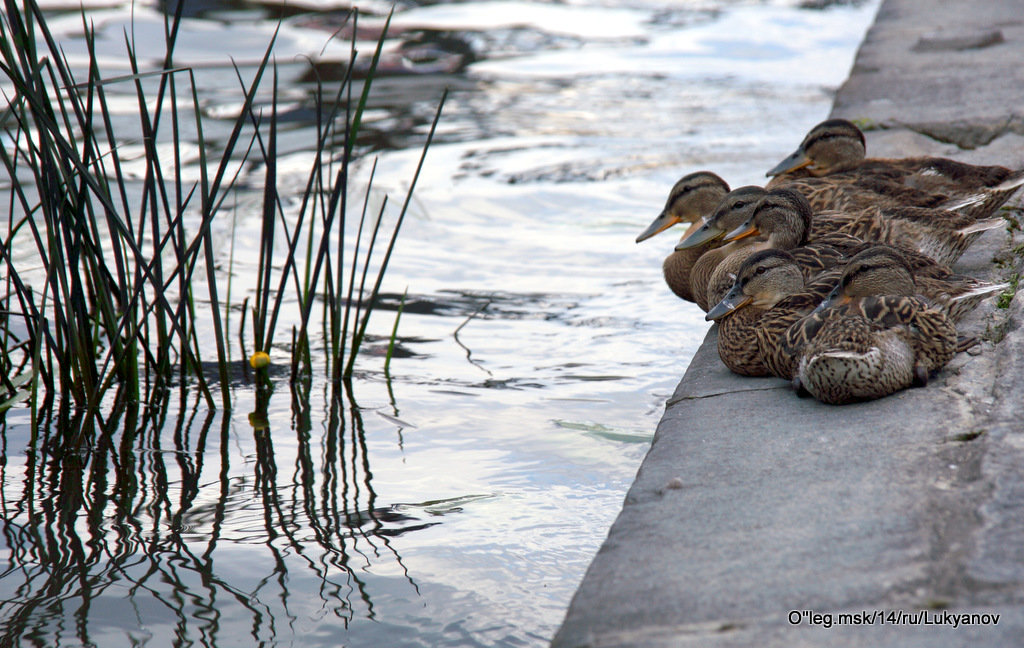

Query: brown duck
left=727, top=187, right=1001, bottom=266
left=636, top=171, right=731, bottom=303
left=780, top=247, right=960, bottom=404
left=767, top=118, right=1024, bottom=220
left=813, top=244, right=1007, bottom=324
left=704, top=249, right=840, bottom=376
left=675, top=185, right=769, bottom=310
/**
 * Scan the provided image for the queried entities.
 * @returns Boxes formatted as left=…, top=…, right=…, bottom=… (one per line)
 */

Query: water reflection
left=0, top=382, right=448, bottom=646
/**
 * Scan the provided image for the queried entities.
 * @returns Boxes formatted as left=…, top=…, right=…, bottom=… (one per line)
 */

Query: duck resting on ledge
left=635, top=171, right=731, bottom=303
left=781, top=246, right=962, bottom=405
left=767, top=118, right=1024, bottom=220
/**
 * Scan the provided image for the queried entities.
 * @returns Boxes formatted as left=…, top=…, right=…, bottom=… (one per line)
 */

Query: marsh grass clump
left=0, top=1, right=443, bottom=421
left=995, top=272, right=1020, bottom=309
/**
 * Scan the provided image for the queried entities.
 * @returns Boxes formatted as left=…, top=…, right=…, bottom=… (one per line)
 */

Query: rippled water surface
left=1, top=0, right=878, bottom=645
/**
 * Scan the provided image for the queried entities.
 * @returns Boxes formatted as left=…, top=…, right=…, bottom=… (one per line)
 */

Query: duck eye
left=754, top=266, right=767, bottom=276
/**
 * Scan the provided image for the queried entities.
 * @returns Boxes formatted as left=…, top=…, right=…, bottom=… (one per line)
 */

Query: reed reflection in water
left=0, top=381, right=467, bottom=646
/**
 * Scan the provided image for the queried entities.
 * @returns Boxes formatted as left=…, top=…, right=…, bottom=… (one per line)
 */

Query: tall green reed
left=0, top=1, right=442, bottom=420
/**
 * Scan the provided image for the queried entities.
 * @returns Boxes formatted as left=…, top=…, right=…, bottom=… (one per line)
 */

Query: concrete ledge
left=552, top=1, right=1024, bottom=645
left=834, top=0, right=1024, bottom=148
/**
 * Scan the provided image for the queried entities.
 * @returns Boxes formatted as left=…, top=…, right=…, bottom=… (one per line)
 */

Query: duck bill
left=705, top=286, right=752, bottom=322
left=674, top=219, right=724, bottom=250
left=722, top=219, right=760, bottom=243
left=636, top=211, right=681, bottom=243
left=766, top=148, right=812, bottom=178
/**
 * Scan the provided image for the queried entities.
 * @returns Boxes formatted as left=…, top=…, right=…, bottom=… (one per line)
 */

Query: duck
left=725, top=190, right=1007, bottom=312
left=674, top=185, right=769, bottom=310
left=778, top=246, right=960, bottom=405
left=767, top=118, right=1024, bottom=220
left=704, top=249, right=840, bottom=376
left=813, top=243, right=1008, bottom=324
left=726, top=187, right=1001, bottom=266
left=635, top=171, right=731, bottom=303
left=714, top=188, right=865, bottom=282
left=794, top=304, right=957, bottom=405
left=636, top=171, right=731, bottom=243
left=721, top=189, right=982, bottom=277
left=768, top=244, right=995, bottom=384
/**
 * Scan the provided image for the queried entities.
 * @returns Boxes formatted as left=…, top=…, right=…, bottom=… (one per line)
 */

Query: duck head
left=675, top=185, right=767, bottom=250
left=706, top=249, right=805, bottom=321
left=767, top=118, right=867, bottom=178
left=636, top=171, right=730, bottom=243
left=816, top=244, right=918, bottom=312
left=721, top=188, right=813, bottom=250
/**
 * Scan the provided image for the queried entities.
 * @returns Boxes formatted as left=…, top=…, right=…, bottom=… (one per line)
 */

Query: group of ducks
left=637, top=118, right=1024, bottom=405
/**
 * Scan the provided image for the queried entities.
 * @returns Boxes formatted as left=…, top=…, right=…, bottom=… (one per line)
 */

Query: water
left=0, top=0, right=878, bottom=645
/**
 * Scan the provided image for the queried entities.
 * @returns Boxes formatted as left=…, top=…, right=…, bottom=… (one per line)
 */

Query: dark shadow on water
left=374, top=289, right=587, bottom=322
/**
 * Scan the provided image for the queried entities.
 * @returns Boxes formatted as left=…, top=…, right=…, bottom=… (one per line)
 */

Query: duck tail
left=938, top=192, right=986, bottom=213
left=938, top=169, right=1024, bottom=218
left=956, top=217, right=1005, bottom=236
left=950, top=281, right=1011, bottom=302
left=938, top=280, right=1010, bottom=321
left=993, top=169, right=1024, bottom=193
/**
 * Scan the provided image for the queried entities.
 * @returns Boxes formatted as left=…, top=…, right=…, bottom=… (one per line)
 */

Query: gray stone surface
left=833, top=0, right=1024, bottom=148
left=551, top=0, right=1024, bottom=646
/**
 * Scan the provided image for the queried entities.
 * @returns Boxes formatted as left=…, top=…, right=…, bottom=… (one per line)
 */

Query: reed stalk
left=0, top=1, right=440, bottom=423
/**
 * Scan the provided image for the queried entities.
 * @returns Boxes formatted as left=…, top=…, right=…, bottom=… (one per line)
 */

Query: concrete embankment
left=551, top=1, right=1024, bottom=646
